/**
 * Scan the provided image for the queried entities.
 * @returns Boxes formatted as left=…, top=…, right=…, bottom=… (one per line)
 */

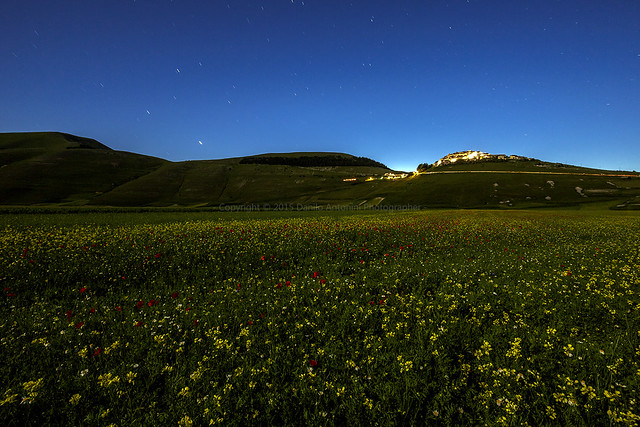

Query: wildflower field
left=1, top=209, right=639, bottom=426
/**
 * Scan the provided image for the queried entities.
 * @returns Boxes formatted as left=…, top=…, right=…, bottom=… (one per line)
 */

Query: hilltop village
left=417, top=150, right=536, bottom=172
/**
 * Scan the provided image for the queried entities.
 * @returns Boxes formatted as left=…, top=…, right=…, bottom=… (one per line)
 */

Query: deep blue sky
left=2, top=1, right=639, bottom=171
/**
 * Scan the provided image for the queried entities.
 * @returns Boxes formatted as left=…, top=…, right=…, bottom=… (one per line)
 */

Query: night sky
left=2, top=1, right=639, bottom=172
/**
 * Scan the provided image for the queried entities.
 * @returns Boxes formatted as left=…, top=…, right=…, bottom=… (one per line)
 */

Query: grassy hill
left=0, top=132, right=391, bottom=207
left=0, top=132, right=167, bottom=205
left=1, top=132, right=639, bottom=209
left=92, top=159, right=392, bottom=207
left=380, top=170, right=640, bottom=209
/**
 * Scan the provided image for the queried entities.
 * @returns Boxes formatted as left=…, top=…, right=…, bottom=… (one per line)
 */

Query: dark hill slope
left=0, top=132, right=167, bottom=205
left=93, top=157, right=390, bottom=206
left=0, top=133, right=392, bottom=206
left=92, top=161, right=230, bottom=206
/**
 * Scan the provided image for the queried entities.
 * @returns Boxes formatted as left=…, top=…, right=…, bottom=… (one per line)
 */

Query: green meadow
left=1, top=209, right=639, bottom=425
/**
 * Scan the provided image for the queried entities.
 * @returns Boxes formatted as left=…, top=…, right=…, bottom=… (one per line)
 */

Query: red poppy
left=309, top=359, right=318, bottom=367
left=92, top=347, right=103, bottom=357
left=171, top=292, right=179, bottom=298
left=312, top=271, right=319, bottom=278
left=136, top=300, right=144, bottom=309
left=65, top=310, right=73, bottom=320
left=89, top=307, right=96, bottom=314
left=115, top=306, right=122, bottom=311
left=79, top=287, right=87, bottom=293
left=248, top=320, right=253, bottom=325
left=134, top=321, right=143, bottom=327
left=276, top=283, right=282, bottom=289
left=75, top=322, right=84, bottom=329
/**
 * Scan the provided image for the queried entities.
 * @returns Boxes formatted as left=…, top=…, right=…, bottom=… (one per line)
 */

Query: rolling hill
left=1, top=132, right=639, bottom=209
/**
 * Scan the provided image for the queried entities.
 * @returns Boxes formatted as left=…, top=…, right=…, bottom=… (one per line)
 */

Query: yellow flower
left=23, top=378, right=44, bottom=399
left=0, top=393, right=19, bottom=406
left=69, top=393, right=81, bottom=406
left=506, top=337, right=522, bottom=359
left=178, top=415, right=193, bottom=427
left=126, top=371, right=137, bottom=385
left=363, top=398, right=373, bottom=410
left=104, top=340, right=120, bottom=355
left=212, top=394, right=222, bottom=407
left=97, top=373, right=120, bottom=388
left=546, top=406, right=557, bottom=420
left=77, top=347, right=88, bottom=358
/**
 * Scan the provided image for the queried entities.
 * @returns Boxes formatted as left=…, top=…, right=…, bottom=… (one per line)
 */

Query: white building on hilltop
left=434, top=150, right=491, bottom=166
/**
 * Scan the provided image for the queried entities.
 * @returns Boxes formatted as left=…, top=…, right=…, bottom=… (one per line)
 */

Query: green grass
left=1, top=209, right=639, bottom=425
left=424, top=159, right=623, bottom=174
left=380, top=171, right=640, bottom=210
left=0, top=132, right=392, bottom=207
left=0, top=133, right=167, bottom=205
left=2, top=132, right=640, bottom=209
